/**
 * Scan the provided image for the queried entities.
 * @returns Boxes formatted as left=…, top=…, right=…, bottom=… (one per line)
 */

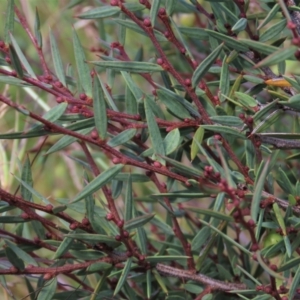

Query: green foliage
left=1, top=0, right=300, bottom=299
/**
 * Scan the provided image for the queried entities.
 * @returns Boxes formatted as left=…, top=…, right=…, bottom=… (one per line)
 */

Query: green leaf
left=9, top=43, right=24, bottom=78
left=37, top=278, right=57, bottom=300
left=4, top=0, right=14, bottom=43
left=192, top=43, right=223, bottom=87
left=257, top=4, right=280, bottom=30
left=289, top=264, right=300, bottom=299
left=5, top=246, right=25, bottom=270
left=108, top=129, right=137, bottom=147
left=179, top=26, right=208, bottom=39
left=231, top=18, right=247, bottom=33
left=219, top=56, right=229, bottom=102
left=114, top=258, right=132, bottom=296
left=157, top=89, right=191, bottom=119
left=9, top=33, right=37, bottom=79
left=164, top=129, right=180, bottom=155
left=201, top=125, right=246, bottom=139
left=239, top=39, right=279, bottom=55
left=145, top=97, right=165, bottom=159
left=21, top=157, right=33, bottom=201
left=73, top=28, right=92, bottom=96
left=34, top=8, right=42, bottom=48
left=49, top=30, right=66, bottom=86
left=93, top=75, right=107, bottom=139
left=205, top=30, right=248, bottom=52
left=251, top=160, right=269, bottom=222
left=121, top=71, right=141, bottom=113
left=89, top=60, right=163, bottom=73
left=66, top=233, right=121, bottom=247
left=0, top=216, right=28, bottom=223
left=77, top=6, right=120, bottom=19
left=191, top=227, right=211, bottom=252
left=30, top=102, right=68, bottom=131
left=114, top=19, right=167, bottom=42
left=124, top=213, right=155, bottom=230
left=166, top=0, right=178, bottom=15
left=124, top=175, right=133, bottom=222
left=146, top=255, right=189, bottom=263
left=185, top=207, right=233, bottom=222
left=72, top=164, right=123, bottom=203
left=191, top=127, right=204, bottom=160
left=53, top=235, right=74, bottom=259
left=150, top=0, right=161, bottom=26
left=5, top=239, right=38, bottom=266
left=209, top=116, right=243, bottom=127
left=278, top=257, right=300, bottom=272
left=255, top=46, right=297, bottom=68
left=259, top=19, right=287, bottom=42
left=45, top=127, right=93, bottom=155
left=234, top=92, right=258, bottom=109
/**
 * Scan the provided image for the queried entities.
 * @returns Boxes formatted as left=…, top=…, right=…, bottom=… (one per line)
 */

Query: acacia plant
left=1, top=0, right=300, bottom=299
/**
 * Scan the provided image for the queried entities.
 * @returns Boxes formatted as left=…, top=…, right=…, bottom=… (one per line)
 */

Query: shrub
left=0, top=0, right=300, bottom=299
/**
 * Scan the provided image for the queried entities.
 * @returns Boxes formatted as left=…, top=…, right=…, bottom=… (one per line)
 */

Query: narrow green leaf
left=121, top=71, right=141, bottom=112
left=150, top=0, right=161, bottom=26
left=114, top=258, right=132, bottom=295
left=5, top=240, right=38, bottom=266
left=4, top=0, right=14, bottom=43
left=72, top=164, right=123, bottom=202
left=9, top=44, right=24, bottom=78
left=93, top=75, right=107, bottom=139
left=49, top=30, right=66, bottom=86
left=45, top=127, right=93, bottom=155
left=37, top=278, right=57, bottom=300
left=73, top=28, right=92, bottom=96
left=257, top=4, right=280, bottom=30
left=231, top=18, right=247, bottom=33
left=146, top=269, right=151, bottom=299
left=108, top=129, right=137, bottom=147
left=124, top=213, right=155, bottom=230
left=205, top=30, right=248, bottom=51
left=0, top=216, right=28, bottom=223
left=53, top=235, right=74, bottom=259
left=200, top=219, right=252, bottom=255
left=166, top=0, right=178, bottom=15
left=137, top=227, right=147, bottom=254
left=209, top=116, right=243, bottom=127
left=239, top=39, right=279, bottom=55
left=201, top=125, right=246, bottom=139
left=77, top=6, right=120, bottom=19
left=34, top=8, right=42, bottom=48
left=255, top=46, right=297, bottom=68
left=278, top=257, right=300, bottom=272
left=90, top=60, right=163, bottom=73
left=259, top=19, right=286, bottom=42
left=192, top=226, right=212, bottom=251
left=283, top=235, right=292, bottom=258
left=145, top=97, right=165, bottom=158
left=157, top=89, right=190, bottom=119
left=192, top=43, right=223, bottom=87
left=289, top=264, right=300, bottom=299
left=146, top=255, right=189, bottom=263
left=5, top=246, right=25, bottom=270
left=9, top=33, right=37, bottom=79
left=124, top=174, right=133, bottom=222
left=251, top=160, right=269, bottom=222
left=164, top=129, right=180, bottom=155
left=30, top=102, right=68, bottom=131
left=272, top=203, right=287, bottom=237
left=185, top=207, right=234, bottom=222
left=234, top=92, right=257, bottom=109
left=21, top=157, right=33, bottom=201
left=114, top=19, right=168, bottom=42
left=179, top=26, right=208, bottom=39
left=191, top=126, right=204, bottom=160
left=66, top=233, right=121, bottom=247
left=219, top=56, right=229, bottom=102
left=151, top=216, right=174, bottom=235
